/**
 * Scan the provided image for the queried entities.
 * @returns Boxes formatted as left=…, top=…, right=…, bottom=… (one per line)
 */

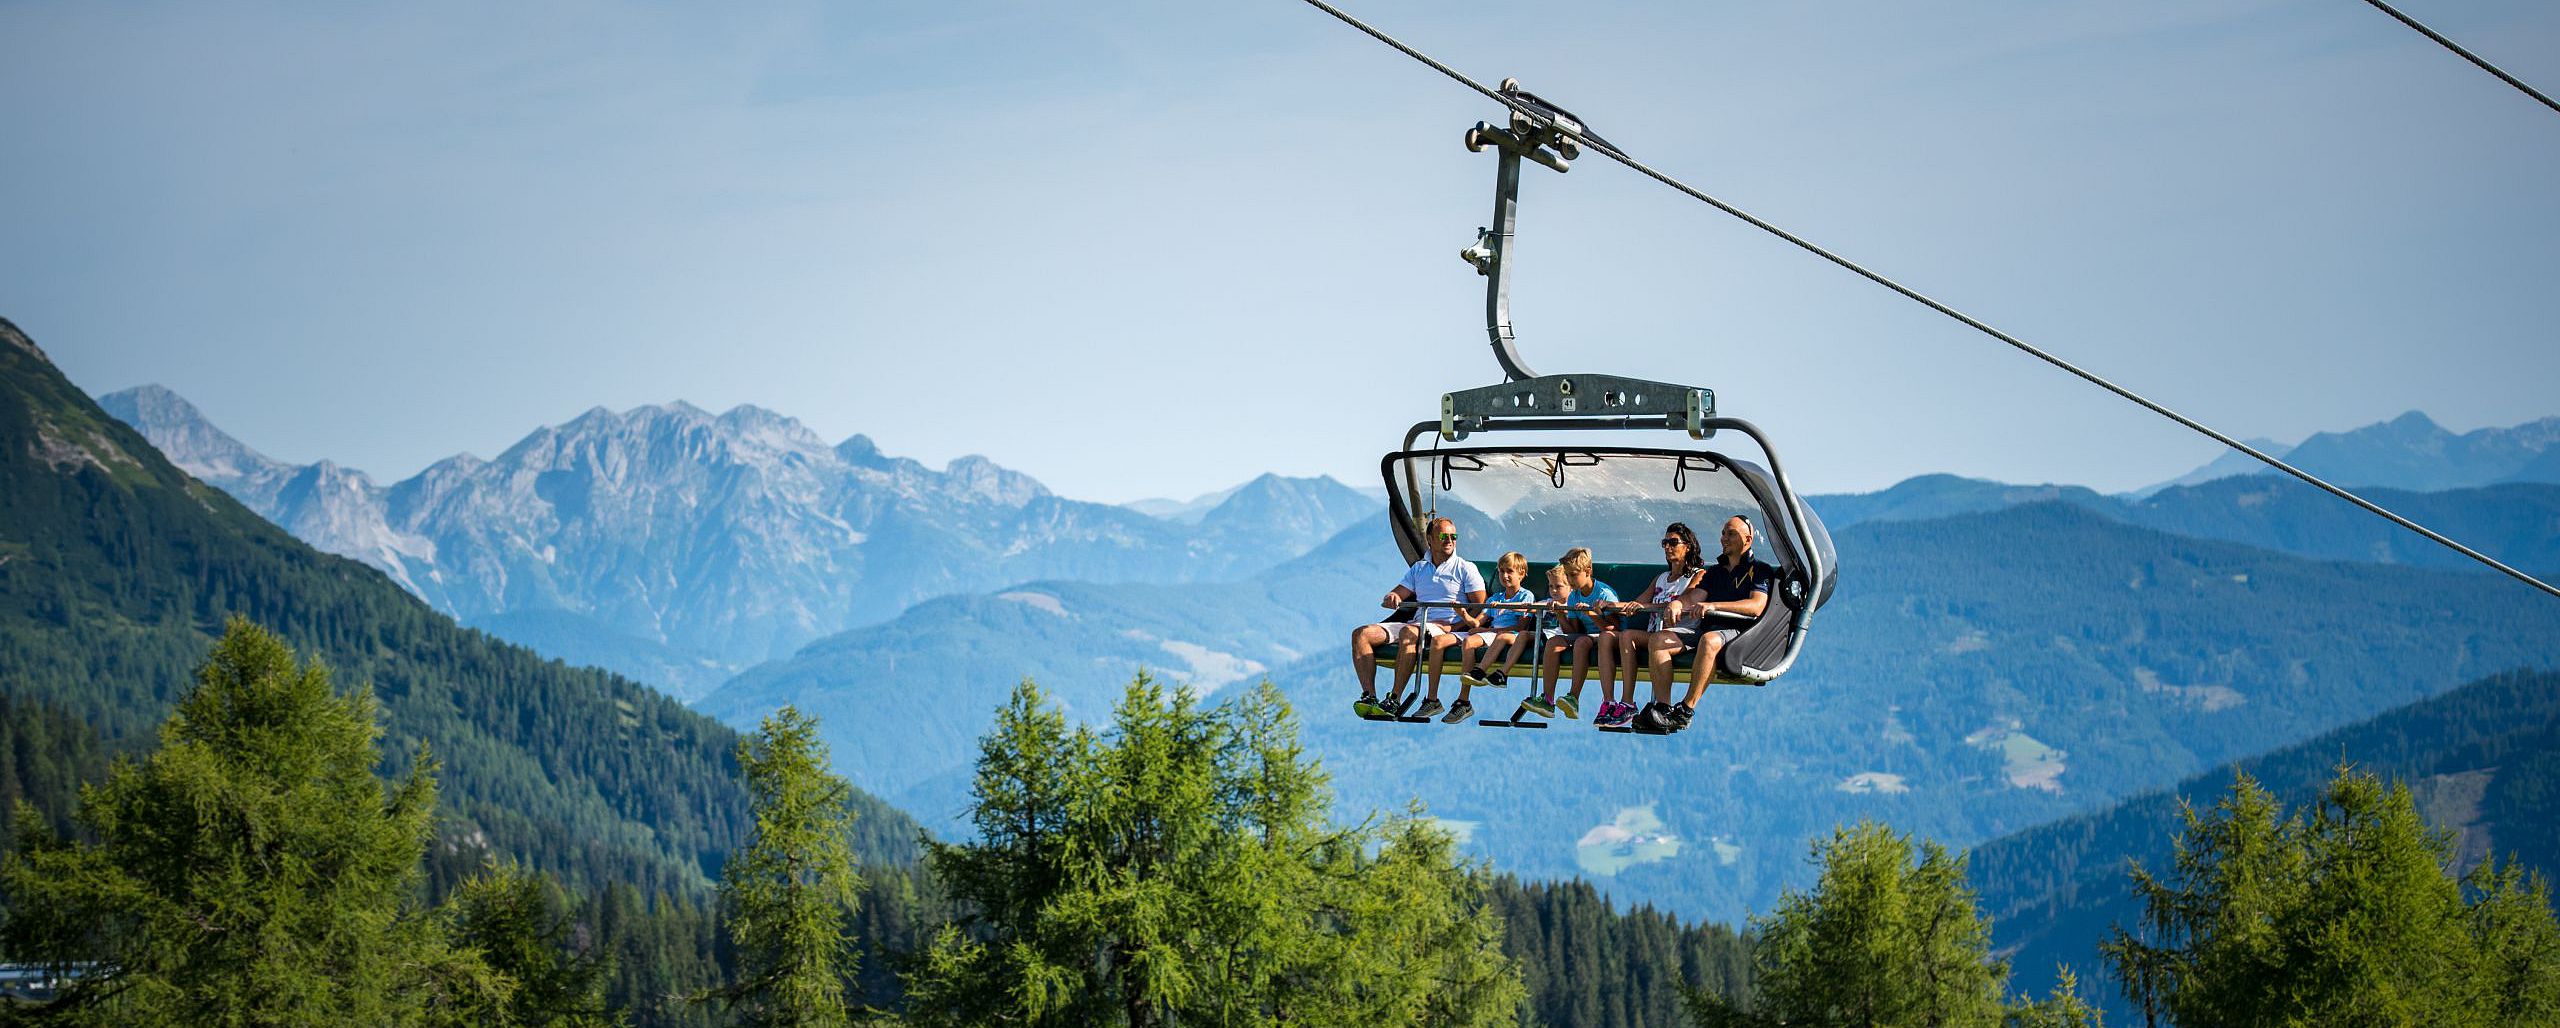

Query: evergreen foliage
left=1487, top=877, right=1752, bottom=1028
left=0, top=620, right=504, bottom=1025
left=448, top=861, right=624, bottom=1028
left=2102, top=768, right=2560, bottom=1027
left=1687, top=821, right=2096, bottom=1028
left=903, top=675, right=1527, bottom=1027
left=712, top=707, right=864, bottom=1027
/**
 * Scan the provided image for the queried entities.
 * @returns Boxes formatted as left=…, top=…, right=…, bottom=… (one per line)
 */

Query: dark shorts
left=1658, top=624, right=1741, bottom=646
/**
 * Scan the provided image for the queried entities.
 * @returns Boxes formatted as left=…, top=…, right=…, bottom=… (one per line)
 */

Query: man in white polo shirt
left=1350, top=517, right=1488, bottom=720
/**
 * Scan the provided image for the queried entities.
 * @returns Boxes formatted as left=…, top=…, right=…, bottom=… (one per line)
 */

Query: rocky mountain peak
left=945, top=454, right=1048, bottom=507
left=97, top=384, right=287, bottom=489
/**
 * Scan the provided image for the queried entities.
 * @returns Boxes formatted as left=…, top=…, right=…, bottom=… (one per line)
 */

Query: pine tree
left=904, top=675, right=1525, bottom=1027
left=0, top=618, right=503, bottom=1025
left=713, top=705, right=864, bottom=1027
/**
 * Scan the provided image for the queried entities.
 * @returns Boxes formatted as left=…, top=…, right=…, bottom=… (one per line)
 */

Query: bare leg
left=1567, top=636, right=1597, bottom=703
left=1424, top=631, right=1460, bottom=699
left=1388, top=629, right=1419, bottom=702
left=1351, top=624, right=1390, bottom=696
left=1595, top=631, right=1624, bottom=706
left=1613, top=630, right=1652, bottom=706
left=1540, top=636, right=1569, bottom=703
left=1647, top=633, right=1691, bottom=706
left=1455, top=633, right=1490, bottom=703
left=1683, top=635, right=1726, bottom=709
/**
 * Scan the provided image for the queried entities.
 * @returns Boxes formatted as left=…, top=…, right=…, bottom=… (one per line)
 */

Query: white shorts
left=1374, top=620, right=1458, bottom=645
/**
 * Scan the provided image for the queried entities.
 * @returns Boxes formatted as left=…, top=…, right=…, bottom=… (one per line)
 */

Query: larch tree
left=904, top=675, right=1525, bottom=1028
left=2104, top=768, right=2560, bottom=1028
left=0, top=618, right=502, bottom=1025
left=714, top=705, right=865, bottom=1027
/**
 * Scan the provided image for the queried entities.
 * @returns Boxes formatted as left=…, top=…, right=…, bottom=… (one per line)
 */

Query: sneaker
left=1663, top=702, right=1695, bottom=733
left=1389, top=691, right=1417, bottom=717
left=1633, top=702, right=1674, bottom=734
left=1596, top=704, right=1634, bottom=729
left=1556, top=694, right=1580, bottom=720
left=1519, top=695, right=1556, bottom=718
left=1353, top=695, right=1385, bottom=718
left=1441, top=698, right=1474, bottom=724
left=1414, top=698, right=1444, bottom=720
left=1458, top=669, right=1490, bottom=688
left=1484, top=668, right=1509, bottom=687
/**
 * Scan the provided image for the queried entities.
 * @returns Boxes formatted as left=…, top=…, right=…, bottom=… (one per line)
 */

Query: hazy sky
left=6, top=0, right=2555, bottom=503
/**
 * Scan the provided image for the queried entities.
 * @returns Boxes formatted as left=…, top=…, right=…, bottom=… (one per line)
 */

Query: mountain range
left=101, top=385, right=1371, bottom=698
left=88, top=378, right=2560, bottom=929
left=2137, top=410, right=2560, bottom=495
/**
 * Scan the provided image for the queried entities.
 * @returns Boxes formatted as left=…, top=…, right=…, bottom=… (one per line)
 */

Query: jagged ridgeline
left=0, top=318, right=923, bottom=895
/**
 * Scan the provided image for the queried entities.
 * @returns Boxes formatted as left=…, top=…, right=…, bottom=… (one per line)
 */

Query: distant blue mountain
left=2140, top=411, right=2560, bottom=494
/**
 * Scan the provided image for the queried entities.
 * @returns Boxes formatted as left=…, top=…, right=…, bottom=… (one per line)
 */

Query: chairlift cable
left=2357, top=0, right=2560, bottom=118
left=1296, top=0, right=2560, bottom=602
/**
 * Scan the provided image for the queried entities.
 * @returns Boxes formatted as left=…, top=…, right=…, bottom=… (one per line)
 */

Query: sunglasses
left=1434, top=532, right=1459, bottom=541
left=1660, top=538, right=1683, bottom=547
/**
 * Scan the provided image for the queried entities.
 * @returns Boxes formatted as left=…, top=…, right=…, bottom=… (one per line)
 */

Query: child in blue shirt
left=1522, top=547, right=1617, bottom=720
left=1450, top=552, right=1537, bottom=723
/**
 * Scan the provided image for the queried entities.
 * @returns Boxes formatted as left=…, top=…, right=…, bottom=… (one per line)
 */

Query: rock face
left=100, top=387, right=1371, bottom=697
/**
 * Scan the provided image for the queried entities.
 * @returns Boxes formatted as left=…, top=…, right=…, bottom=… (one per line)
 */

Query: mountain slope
left=1970, top=668, right=2560, bottom=1003
left=3, top=319, right=923, bottom=896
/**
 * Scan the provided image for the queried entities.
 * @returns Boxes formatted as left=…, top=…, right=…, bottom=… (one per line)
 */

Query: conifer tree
left=1688, top=820, right=2095, bottom=1028
left=714, top=705, right=864, bottom=1027
left=905, top=675, right=1525, bottom=1027
left=447, top=861, right=622, bottom=1027
left=2103, top=767, right=2560, bottom=1027
left=0, top=618, right=502, bottom=1025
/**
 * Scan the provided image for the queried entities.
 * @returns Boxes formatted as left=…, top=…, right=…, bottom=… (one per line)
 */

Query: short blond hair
left=1546, top=565, right=1571, bottom=585
left=1559, top=547, right=1593, bottom=575
left=1496, top=551, right=1528, bottom=574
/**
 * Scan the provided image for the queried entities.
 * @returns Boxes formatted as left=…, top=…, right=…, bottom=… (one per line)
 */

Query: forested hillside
left=1971, top=668, right=2560, bottom=1003
left=0, top=318, right=923, bottom=897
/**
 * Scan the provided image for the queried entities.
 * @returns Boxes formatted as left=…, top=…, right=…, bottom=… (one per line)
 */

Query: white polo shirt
left=1400, top=555, right=1486, bottom=625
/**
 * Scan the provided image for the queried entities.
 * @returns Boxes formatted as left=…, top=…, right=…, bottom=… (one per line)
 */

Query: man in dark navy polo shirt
left=1636, top=515, right=1775, bottom=734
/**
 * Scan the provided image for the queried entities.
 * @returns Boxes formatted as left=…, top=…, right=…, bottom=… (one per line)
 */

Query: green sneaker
left=1556, top=694, right=1580, bottom=720
left=1353, top=695, right=1385, bottom=718
left=1519, top=695, right=1556, bottom=718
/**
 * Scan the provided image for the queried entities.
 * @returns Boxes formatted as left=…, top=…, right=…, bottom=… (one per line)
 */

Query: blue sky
left=5, top=0, right=2555, bottom=503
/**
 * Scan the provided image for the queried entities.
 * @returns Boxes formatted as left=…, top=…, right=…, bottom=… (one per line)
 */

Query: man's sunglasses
left=1434, top=532, right=1459, bottom=541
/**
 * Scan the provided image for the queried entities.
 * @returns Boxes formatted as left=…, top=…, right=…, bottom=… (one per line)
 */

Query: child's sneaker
left=1556, top=694, right=1580, bottom=720
left=1519, top=695, right=1556, bottom=718
left=1414, top=698, right=1445, bottom=720
left=1484, top=668, right=1509, bottom=687
left=1595, top=704, right=1634, bottom=729
left=1458, top=668, right=1489, bottom=688
left=1441, top=698, right=1474, bottom=724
